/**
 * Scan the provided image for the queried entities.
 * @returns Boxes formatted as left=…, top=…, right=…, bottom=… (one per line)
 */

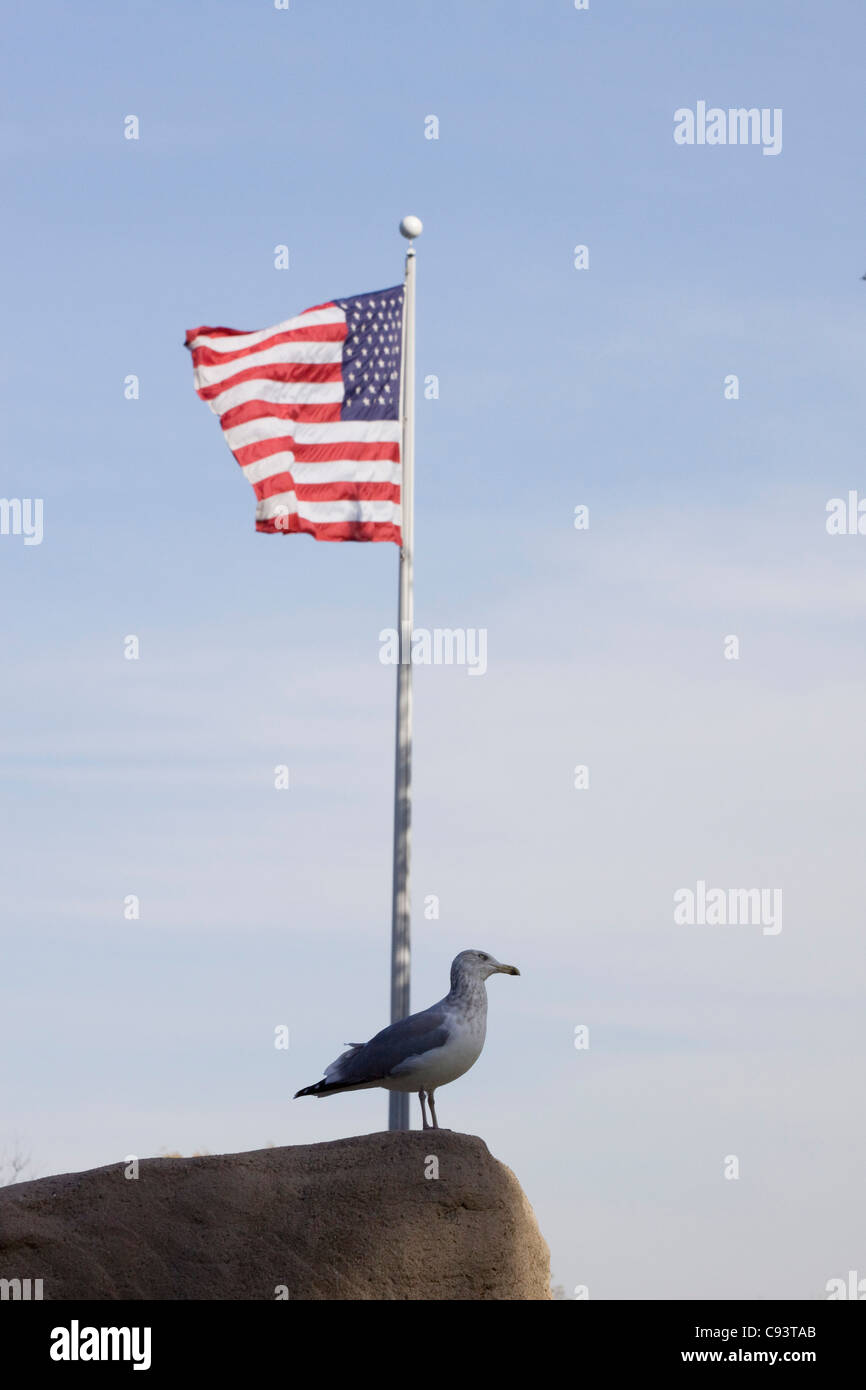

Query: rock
left=0, top=1131, right=550, bottom=1300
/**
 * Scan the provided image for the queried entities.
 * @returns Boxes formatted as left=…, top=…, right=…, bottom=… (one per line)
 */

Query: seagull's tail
left=293, top=1080, right=329, bottom=1099
left=293, top=1078, right=370, bottom=1100
left=294, top=1042, right=372, bottom=1099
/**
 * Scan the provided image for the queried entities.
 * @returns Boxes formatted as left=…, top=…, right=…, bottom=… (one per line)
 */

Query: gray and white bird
left=294, top=949, right=520, bottom=1129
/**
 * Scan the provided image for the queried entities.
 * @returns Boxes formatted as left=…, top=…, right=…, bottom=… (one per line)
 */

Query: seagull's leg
left=428, top=1090, right=439, bottom=1129
left=418, top=1090, right=430, bottom=1129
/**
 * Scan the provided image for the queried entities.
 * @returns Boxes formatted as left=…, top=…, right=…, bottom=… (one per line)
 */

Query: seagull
left=294, top=949, right=520, bottom=1129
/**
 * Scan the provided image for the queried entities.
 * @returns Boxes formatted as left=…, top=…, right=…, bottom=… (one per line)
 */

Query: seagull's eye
left=478, top=953, right=488, bottom=961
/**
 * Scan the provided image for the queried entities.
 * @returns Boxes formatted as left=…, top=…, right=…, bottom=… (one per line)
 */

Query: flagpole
left=389, top=215, right=422, bottom=1131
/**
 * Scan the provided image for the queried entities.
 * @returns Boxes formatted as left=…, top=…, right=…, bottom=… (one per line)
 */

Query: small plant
left=0, top=1143, right=33, bottom=1186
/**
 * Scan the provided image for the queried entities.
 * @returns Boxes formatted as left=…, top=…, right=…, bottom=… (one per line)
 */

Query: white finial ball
left=399, top=215, right=423, bottom=240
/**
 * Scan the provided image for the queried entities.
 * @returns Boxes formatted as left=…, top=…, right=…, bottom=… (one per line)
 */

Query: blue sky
left=2, top=0, right=865, bottom=1298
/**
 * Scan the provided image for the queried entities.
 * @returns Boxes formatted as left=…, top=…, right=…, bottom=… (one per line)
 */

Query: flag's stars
left=339, top=288, right=403, bottom=419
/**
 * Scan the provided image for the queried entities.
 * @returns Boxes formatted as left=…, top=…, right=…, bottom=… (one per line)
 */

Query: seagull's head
left=451, top=949, right=520, bottom=987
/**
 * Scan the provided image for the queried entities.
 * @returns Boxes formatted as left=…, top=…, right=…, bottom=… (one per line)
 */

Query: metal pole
left=389, top=216, right=421, bottom=1131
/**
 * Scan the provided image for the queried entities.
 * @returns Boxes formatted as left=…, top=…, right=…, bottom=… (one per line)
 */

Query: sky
left=2, top=0, right=865, bottom=1299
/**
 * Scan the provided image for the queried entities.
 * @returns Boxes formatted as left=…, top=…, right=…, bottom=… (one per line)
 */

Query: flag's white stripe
left=242, top=453, right=401, bottom=487
left=294, top=420, right=402, bottom=444
left=222, top=417, right=402, bottom=450
left=188, top=306, right=344, bottom=353
left=193, top=340, right=343, bottom=389
left=257, top=493, right=399, bottom=524
left=209, top=379, right=344, bottom=414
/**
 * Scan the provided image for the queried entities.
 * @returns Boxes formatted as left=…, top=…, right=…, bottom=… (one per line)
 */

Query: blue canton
left=338, top=286, right=404, bottom=421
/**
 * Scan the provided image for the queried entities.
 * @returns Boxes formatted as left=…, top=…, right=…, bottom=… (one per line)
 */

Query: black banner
left=1, top=1299, right=861, bottom=1375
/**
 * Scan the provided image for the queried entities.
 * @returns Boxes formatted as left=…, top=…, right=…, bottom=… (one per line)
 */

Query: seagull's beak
left=496, top=963, right=520, bottom=975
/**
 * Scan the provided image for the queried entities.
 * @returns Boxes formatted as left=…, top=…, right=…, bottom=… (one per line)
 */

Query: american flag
left=186, top=285, right=405, bottom=543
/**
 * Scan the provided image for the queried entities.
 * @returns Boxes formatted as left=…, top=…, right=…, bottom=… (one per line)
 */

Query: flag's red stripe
left=256, top=517, right=401, bottom=543
left=294, top=441, right=400, bottom=462
left=218, top=401, right=342, bottom=429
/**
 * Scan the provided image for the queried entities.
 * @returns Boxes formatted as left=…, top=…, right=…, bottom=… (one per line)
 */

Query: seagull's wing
left=323, top=1003, right=450, bottom=1089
